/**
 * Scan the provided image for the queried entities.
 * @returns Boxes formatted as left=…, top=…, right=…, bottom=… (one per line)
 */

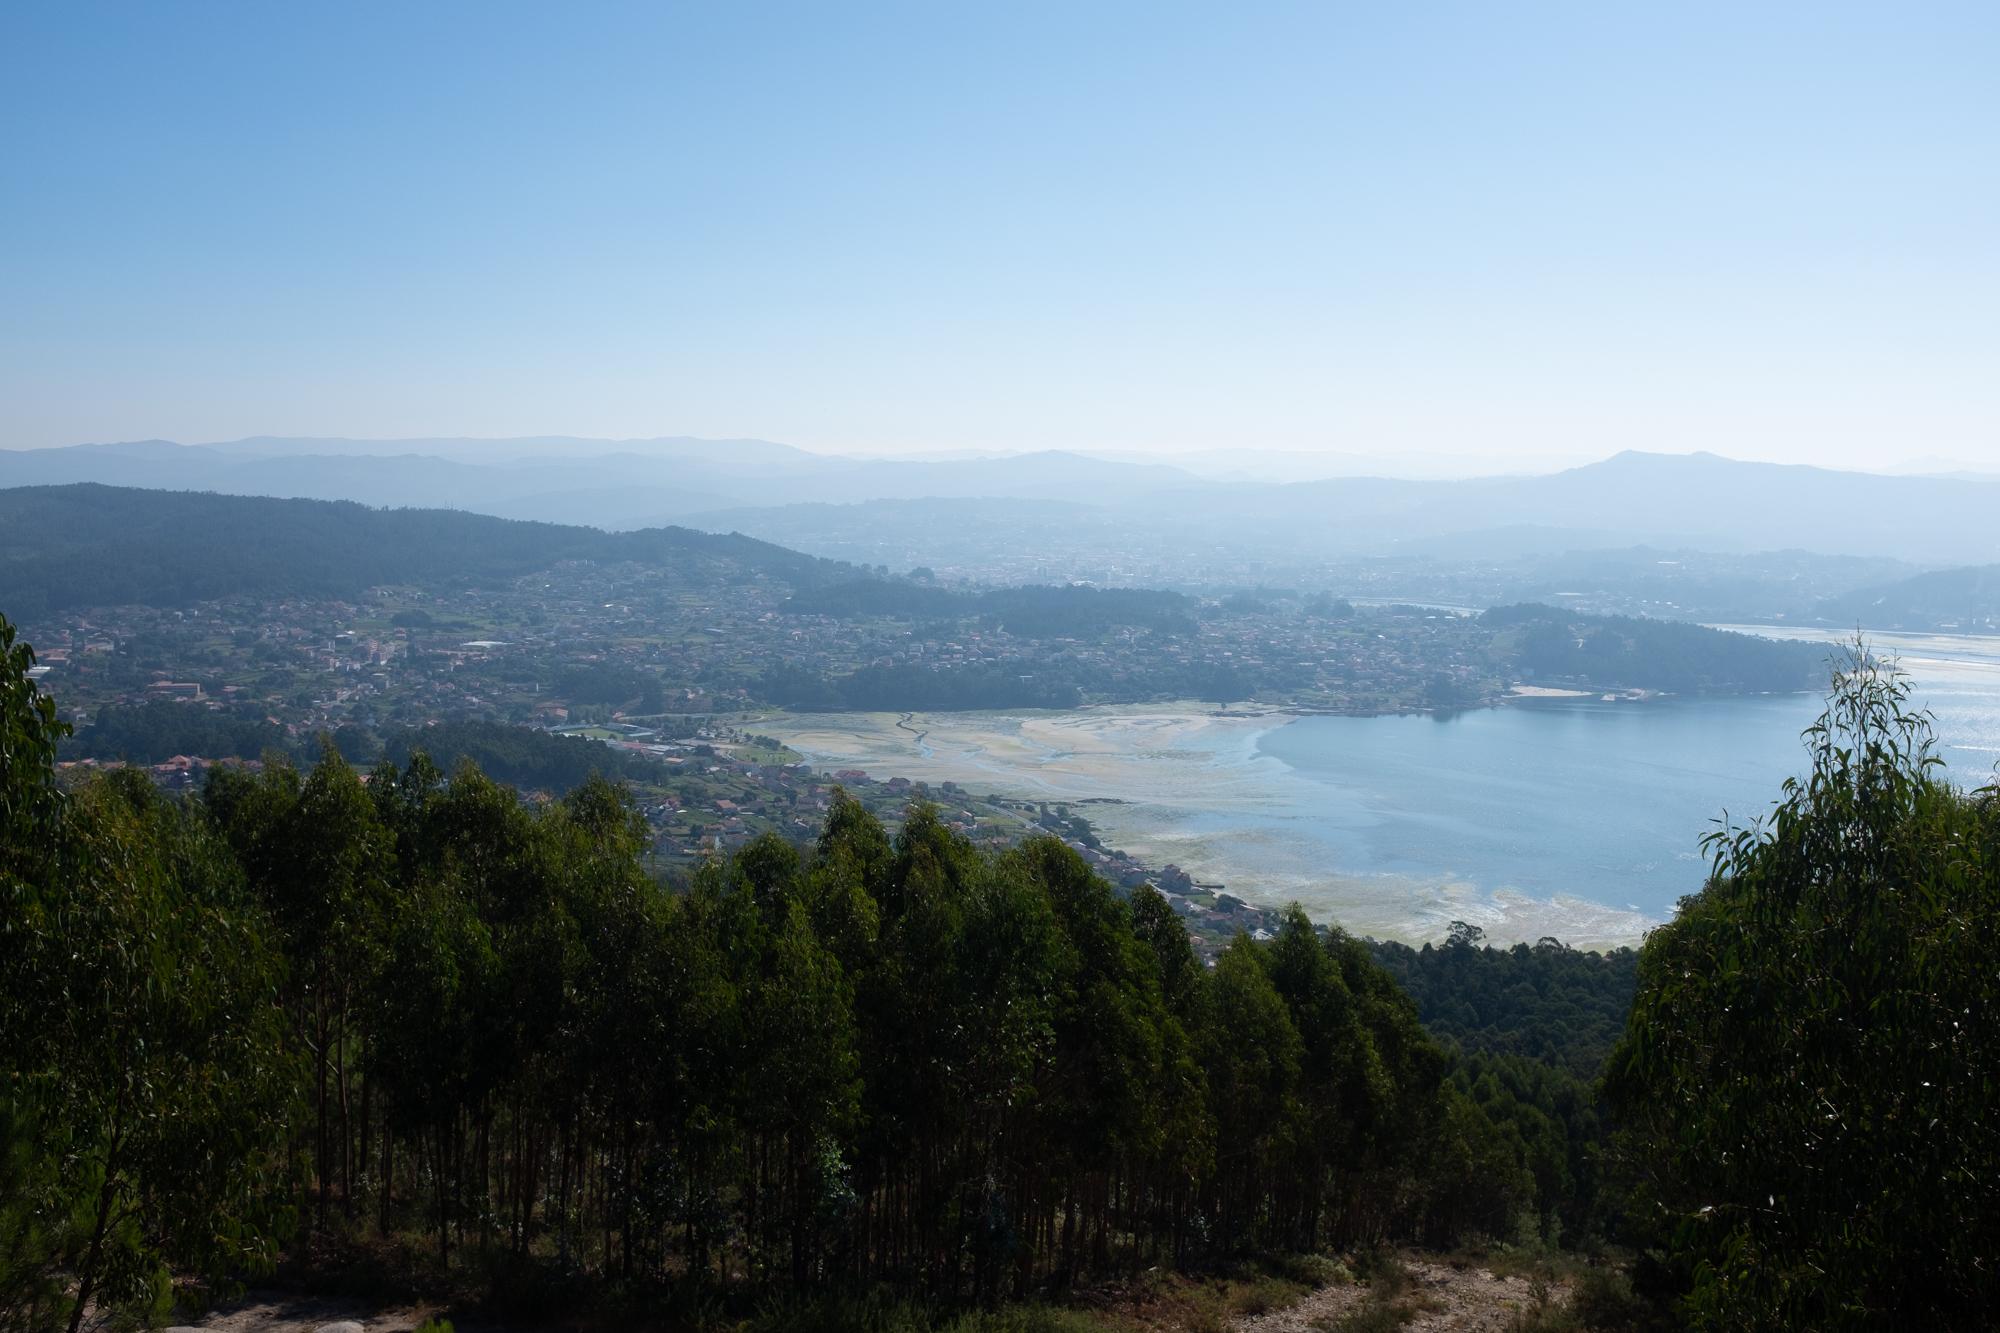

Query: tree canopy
left=0, top=610, right=1573, bottom=1327
left=1608, top=651, right=2000, bottom=1328
left=19, top=605, right=1975, bottom=1328
left=0, top=484, right=853, bottom=617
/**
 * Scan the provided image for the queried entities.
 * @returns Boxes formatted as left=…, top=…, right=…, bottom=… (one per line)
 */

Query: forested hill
left=1813, top=563, right=2000, bottom=633
left=0, top=483, right=855, bottom=615
left=1482, top=602, right=1828, bottom=693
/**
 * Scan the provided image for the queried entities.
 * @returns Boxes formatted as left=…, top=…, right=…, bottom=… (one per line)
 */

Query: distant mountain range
left=5, top=437, right=1998, bottom=570
left=7, top=480, right=1996, bottom=642
left=0, top=436, right=1204, bottom=528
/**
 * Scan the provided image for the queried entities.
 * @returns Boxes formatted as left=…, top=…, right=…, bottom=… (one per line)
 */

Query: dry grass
left=1089, top=1257, right=1325, bottom=1332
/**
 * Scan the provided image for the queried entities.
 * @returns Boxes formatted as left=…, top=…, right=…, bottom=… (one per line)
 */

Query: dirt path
left=1237, top=1257, right=1568, bottom=1332
left=170, top=1258, right=1569, bottom=1332
left=165, top=1296, right=440, bottom=1333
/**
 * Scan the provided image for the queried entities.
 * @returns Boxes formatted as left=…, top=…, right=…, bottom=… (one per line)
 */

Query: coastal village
left=24, top=567, right=1359, bottom=959
left=23, top=552, right=1804, bottom=964
left=19, top=557, right=1509, bottom=746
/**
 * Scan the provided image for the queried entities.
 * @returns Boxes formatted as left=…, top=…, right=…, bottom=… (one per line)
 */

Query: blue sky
left=3, top=2, right=1995, bottom=467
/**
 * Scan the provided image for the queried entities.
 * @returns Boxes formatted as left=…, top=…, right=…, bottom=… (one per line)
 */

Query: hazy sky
left=4, top=2, right=1996, bottom=468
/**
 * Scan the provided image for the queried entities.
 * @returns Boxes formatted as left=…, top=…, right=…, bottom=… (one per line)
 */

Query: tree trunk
left=314, top=987, right=330, bottom=1229
left=68, top=1090, right=129, bottom=1333
left=380, top=1119, right=394, bottom=1234
left=337, top=1011, right=353, bottom=1218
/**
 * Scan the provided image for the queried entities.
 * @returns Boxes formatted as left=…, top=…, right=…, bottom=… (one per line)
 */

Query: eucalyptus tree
left=4, top=617, right=298, bottom=1331
left=204, top=746, right=398, bottom=1225
left=6, top=771, right=296, bottom=1332
left=1609, top=653, right=2000, bottom=1329
left=2, top=613, right=76, bottom=1329
left=1201, top=937, right=1304, bottom=1251
left=1, top=605, right=1586, bottom=1318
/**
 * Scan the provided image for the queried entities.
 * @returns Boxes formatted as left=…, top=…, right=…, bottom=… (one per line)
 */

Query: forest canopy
left=0, top=613, right=1572, bottom=1329
left=7, top=613, right=1994, bottom=1329
left=1482, top=603, right=1828, bottom=693
left=0, top=484, right=852, bottom=617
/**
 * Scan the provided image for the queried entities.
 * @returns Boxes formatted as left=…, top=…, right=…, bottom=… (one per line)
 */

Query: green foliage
left=1, top=613, right=74, bottom=1329
left=2, top=769, right=298, bottom=1330
left=1608, top=649, right=2000, bottom=1328
left=0, top=483, right=853, bottom=617
left=1564, top=1266, right=1659, bottom=1331
left=1483, top=603, right=1826, bottom=693
left=552, top=661, right=663, bottom=710
left=1, top=609, right=1635, bottom=1324
left=0, top=612, right=68, bottom=875
left=377, top=718, right=654, bottom=792
left=60, top=699, right=286, bottom=765
left=1368, top=937, right=1638, bottom=1079
left=1366, top=932, right=1642, bottom=1249
left=9, top=612, right=301, bottom=1330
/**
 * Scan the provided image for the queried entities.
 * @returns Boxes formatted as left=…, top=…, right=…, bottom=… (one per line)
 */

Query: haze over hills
left=6, top=438, right=2000, bottom=571
left=1814, top=564, right=2000, bottom=633
left=0, top=436, right=1235, bottom=537
left=1075, top=445, right=1595, bottom=483
left=702, top=451, right=2000, bottom=582
left=1174, top=450, right=2000, bottom=560
left=2, top=482, right=1832, bottom=719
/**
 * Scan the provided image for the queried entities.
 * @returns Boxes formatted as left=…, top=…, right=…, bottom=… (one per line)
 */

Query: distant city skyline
left=4, top=2, right=1995, bottom=469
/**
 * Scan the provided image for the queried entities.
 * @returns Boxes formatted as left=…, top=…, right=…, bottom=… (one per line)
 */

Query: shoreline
left=752, top=701, right=1662, bottom=950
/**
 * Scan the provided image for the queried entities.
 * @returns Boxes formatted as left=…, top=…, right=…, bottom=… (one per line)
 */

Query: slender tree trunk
left=66, top=1169, right=121, bottom=1333
left=69, top=1092, right=129, bottom=1333
left=358, top=1070, right=372, bottom=1188
left=380, top=1119, right=394, bottom=1234
left=436, top=1122, right=451, bottom=1265
left=337, top=1013, right=353, bottom=1218
left=314, top=987, right=330, bottom=1229
left=476, top=1111, right=492, bottom=1251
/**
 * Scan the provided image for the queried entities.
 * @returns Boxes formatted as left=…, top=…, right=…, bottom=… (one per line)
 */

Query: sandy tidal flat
left=767, top=706, right=1278, bottom=803
left=757, top=705, right=1657, bottom=948
left=760, top=638, right=2000, bottom=950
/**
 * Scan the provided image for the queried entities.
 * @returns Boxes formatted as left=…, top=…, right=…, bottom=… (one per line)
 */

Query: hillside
left=693, top=454, right=2000, bottom=584
left=0, top=436, right=1210, bottom=529
left=11, top=442, right=2000, bottom=570
left=1482, top=603, right=1829, bottom=693
left=1813, top=563, right=2000, bottom=632
left=1277, top=451, right=2000, bottom=562
left=0, top=483, right=852, bottom=616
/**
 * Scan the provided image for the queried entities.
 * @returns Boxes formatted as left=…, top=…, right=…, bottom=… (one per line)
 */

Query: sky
left=3, top=2, right=1997, bottom=470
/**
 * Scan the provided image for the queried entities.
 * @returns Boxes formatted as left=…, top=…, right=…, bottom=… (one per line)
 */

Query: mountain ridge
left=5, top=441, right=1998, bottom=565
left=0, top=483, right=856, bottom=618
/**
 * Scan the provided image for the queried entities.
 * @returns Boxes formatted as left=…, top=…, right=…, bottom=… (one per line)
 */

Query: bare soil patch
left=1236, top=1255, right=1570, bottom=1333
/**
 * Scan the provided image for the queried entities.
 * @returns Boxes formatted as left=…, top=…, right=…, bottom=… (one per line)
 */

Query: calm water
left=773, top=629, right=2000, bottom=944
left=1215, top=629, right=2000, bottom=936
left=1255, top=695, right=1821, bottom=921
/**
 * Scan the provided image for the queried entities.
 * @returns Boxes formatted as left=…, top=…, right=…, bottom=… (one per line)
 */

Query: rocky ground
left=164, top=1254, right=1574, bottom=1332
left=1236, top=1256, right=1572, bottom=1332
left=166, top=1301, right=438, bottom=1333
